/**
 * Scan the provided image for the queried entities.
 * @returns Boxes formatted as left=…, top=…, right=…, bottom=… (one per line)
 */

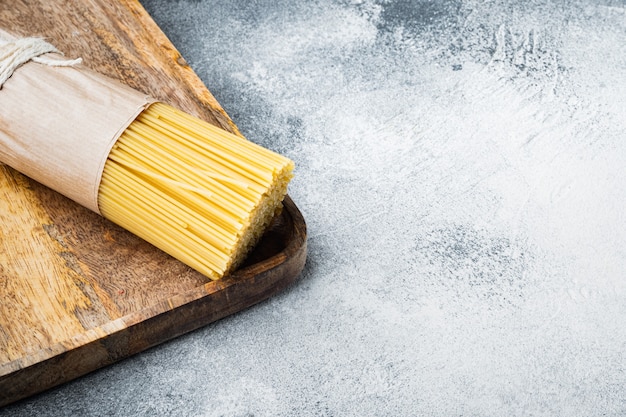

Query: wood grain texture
left=1, top=0, right=237, bottom=134
left=0, top=0, right=306, bottom=406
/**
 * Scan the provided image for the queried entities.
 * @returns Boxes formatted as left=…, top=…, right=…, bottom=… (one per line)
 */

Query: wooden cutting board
left=0, top=0, right=306, bottom=406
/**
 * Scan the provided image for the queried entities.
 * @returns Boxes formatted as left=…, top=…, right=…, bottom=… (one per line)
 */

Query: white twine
left=0, top=37, right=82, bottom=88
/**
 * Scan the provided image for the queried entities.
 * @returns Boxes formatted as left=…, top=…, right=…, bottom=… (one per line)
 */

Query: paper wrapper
left=0, top=29, right=153, bottom=214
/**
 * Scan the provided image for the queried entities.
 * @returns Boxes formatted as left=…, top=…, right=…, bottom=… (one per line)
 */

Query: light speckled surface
left=3, top=0, right=626, bottom=415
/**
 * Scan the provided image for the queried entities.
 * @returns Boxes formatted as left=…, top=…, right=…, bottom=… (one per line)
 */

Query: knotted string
left=0, top=36, right=82, bottom=88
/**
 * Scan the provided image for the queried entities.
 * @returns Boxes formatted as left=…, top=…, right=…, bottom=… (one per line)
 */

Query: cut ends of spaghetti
left=97, top=102, right=294, bottom=280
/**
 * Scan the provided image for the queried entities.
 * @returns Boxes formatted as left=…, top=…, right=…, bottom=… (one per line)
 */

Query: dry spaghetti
left=0, top=30, right=294, bottom=279
left=98, top=103, right=294, bottom=279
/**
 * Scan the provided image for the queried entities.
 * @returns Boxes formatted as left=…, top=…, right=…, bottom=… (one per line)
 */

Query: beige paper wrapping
left=0, top=30, right=154, bottom=213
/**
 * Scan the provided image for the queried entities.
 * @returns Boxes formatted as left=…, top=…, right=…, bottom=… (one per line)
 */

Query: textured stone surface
left=3, top=0, right=626, bottom=415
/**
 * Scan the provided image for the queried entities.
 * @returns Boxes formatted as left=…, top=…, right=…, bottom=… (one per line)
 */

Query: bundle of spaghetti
left=0, top=30, right=295, bottom=280
left=98, top=103, right=294, bottom=279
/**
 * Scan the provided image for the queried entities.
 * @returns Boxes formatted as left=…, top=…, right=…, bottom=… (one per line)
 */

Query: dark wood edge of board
left=0, top=195, right=307, bottom=407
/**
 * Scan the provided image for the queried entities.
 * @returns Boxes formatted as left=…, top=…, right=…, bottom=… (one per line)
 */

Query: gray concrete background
left=3, top=0, right=626, bottom=415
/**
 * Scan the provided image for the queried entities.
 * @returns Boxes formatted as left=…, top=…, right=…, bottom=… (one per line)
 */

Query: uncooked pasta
left=98, top=103, right=294, bottom=279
